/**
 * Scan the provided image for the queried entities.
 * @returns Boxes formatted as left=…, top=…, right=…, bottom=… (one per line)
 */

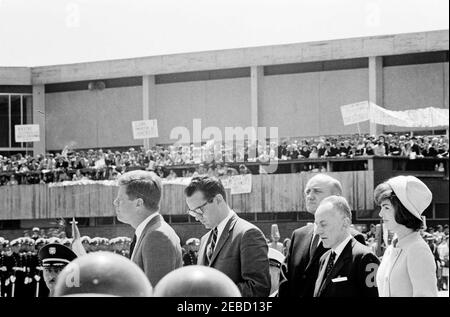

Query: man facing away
left=114, top=170, right=182, bottom=287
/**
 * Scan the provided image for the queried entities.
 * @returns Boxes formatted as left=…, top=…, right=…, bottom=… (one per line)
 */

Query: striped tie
left=205, top=228, right=218, bottom=265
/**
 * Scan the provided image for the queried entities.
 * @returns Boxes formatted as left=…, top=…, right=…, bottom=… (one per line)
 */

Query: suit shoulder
left=352, top=240, right=379, bottom=262
left=404, top=237, right=434, bottom=257
left=350, top=228, right=366, bottom=244
left=292, top=224, right=314, bottom=239
left=145, top=224, right=180, bottom=246
left=234, top=216, right=262, bottom=233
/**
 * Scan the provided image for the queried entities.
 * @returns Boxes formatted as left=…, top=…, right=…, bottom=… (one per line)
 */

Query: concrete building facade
left=0, top=30, right=448, bottom=155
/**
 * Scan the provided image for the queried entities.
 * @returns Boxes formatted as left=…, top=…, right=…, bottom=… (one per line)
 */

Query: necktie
left=323, top=251, right=336, bottom=281
left=205, top=228, right=218, bottom=265
left=314, top=251, right=337, bottom=297
left=129, top=234, right=137, bottom=259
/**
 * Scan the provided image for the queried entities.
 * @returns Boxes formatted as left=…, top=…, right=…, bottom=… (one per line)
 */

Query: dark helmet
left=53, top=252, right=152, bottom=297
left=154, top=265, right=241, bottom=297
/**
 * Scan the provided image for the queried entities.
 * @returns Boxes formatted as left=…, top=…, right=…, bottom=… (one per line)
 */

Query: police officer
left=37, top=243, right=77, bottom=297
left=22, top=237, right=38, bottom=297
left=0, top=238, right=11, bottom=297
left=81, top=236, right=91, bottom=253
left=183, top=238, right=200, bottom=266
left=10, top=238, right=26, bottom=297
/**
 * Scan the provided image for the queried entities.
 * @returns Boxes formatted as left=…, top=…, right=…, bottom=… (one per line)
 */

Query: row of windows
left=0, top=94, right=33, bottom=149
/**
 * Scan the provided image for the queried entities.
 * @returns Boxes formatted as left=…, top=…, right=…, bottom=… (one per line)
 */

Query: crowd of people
left=0, top=133, right=448, bottom=186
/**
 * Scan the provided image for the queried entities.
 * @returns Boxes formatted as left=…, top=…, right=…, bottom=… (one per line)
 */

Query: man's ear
left=214, top=194, right=224, bottom=204
left=136, top=198, right=144, bottom=209
left=343, top=217, right=352, bottom=228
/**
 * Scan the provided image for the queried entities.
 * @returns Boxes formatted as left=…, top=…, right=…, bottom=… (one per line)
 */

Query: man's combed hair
left=184, top=176, right=227, bottom=202
left=320, top=195, right=352, bottom=220
left=374, top=181, right=423, bottom=231
left=118, top=170, right=162, bottom=212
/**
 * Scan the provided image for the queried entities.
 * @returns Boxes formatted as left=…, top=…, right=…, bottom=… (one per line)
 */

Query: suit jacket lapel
left=209, top=214, right=238, bottom=266
left=131, top=214, right=161, bottom=262
left=305, top=226, right=325, bottom=273
left=314, top=252, right=328, bottom=297
left=318, top=239, right=353, bottom=296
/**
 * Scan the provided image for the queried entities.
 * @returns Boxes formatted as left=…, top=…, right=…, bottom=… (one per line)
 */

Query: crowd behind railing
left=1, top=133, right=448, bottom=186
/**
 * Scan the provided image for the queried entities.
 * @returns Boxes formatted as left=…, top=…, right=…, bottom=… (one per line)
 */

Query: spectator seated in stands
left=0, top=133, right=447, bottom=186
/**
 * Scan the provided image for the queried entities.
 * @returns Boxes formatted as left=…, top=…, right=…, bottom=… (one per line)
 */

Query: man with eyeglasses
left=113, top=170, right=182, bottom=287
left=184, top=176, right=270, bottom=297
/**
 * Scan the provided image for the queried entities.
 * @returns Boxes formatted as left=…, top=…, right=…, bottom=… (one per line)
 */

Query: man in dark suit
left=114, top=170, right=182, bottom=287
left=313, top=196, right=379, bottom=297
left=185, top=176, right=270, bottom=297
left=279, top=174, right=365, bottom=297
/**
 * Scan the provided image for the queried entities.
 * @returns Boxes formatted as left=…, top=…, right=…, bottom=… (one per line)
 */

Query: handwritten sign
left=14, top=124, right=40, bottom=142
left=230, top=174, right=252, bottom=195
left=340, top=101, right=370, bottom=125
left=132, top=120, right=158, bottom=139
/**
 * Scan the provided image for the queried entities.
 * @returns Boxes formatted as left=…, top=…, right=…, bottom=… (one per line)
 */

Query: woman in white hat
left=374, top=175, right=438, bottom=297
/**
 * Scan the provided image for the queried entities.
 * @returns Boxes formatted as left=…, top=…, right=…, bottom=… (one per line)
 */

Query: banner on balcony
left=341, top=101, right=449, bottom=127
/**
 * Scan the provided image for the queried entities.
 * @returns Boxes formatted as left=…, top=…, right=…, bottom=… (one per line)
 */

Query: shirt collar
left=135, top=212, right=159, bottom=242
left=215, top=210, right=234, bottom=240
left=331, top=234, right=352, bottom=261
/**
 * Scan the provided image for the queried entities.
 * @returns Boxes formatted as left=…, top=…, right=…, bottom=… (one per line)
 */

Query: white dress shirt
left=314, top=234, right=352, bottom=296
left=214, top=210, right=235, bottom=243
left=329, top=234, right=352, bottom=264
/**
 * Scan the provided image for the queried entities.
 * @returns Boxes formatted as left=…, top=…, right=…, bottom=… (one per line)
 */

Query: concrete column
left=142, top=75, right=157, bottom=149
left=368, top=56, right=383, bottom=136
left=444, top=62, right=449, bottom=109
left=444, top=62, right=449, bottom=137
left=250, top=66, right=263, bottom=140
left=32, top=85, right=46, bottom=155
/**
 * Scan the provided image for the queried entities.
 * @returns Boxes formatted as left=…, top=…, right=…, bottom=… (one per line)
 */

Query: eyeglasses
left=187, top=200, right=210, bottom=218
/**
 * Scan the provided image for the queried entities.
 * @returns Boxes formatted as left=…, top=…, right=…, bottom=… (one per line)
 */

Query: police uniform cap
left=186, top=238, right=200, bottom=246
left=38, top=243, right=77, bottom=267
left=26, top=237, right=34, bottom=244
left=268, top=248, right=285, bottom=266
left=47, top=237, right=61, bottom=244
left=81, top=236, right=91, bottom=243
left=35, top=238, right=46, bottom=245
left=10, top=239, right=21, bottom=246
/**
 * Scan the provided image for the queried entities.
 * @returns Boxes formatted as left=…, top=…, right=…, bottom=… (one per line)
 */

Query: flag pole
left=356, top=123, right=361, bottom=136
